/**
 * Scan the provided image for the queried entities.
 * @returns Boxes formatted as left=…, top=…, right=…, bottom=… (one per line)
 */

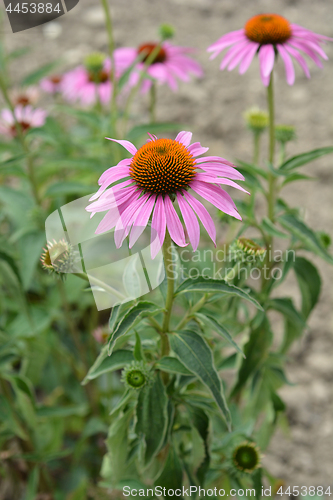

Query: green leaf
left=7, top=47, right=31, bottom=60
left=154, top=444, right=183, bottom=494
left=133, top=331, right=144, bottom=361
left=108, top=301, right=161, bottom=355
left=0, top=249, right=22, bottom=286
left=45, top=182, right=95, bottom=198
left=195, top=312, right=245, bottom=357
left=293, top=256, right=321, bottom=318
left=168, top=330, right=231, bottom=429
left=156, top=356, right=193, bottom=376
left=267, top=298, right=306, bottom=329
left=24, top=466, right=39, bottom=500
left=231, top=314, right=272, bottom=397
left=235, top=160, right=268, bottom=179
left=21, top=60, right=61, bottom=86
left=127, top=123, right=183, bottom=143
left=237, top=167, right=264, bottom=191
left=279, top=146, right=333, bottom=171
left=278, top=213, right=333, bottom=264
left=261, top=217, right=288, bottom=239
left=102, top=409, right=133, bottom=486
left=175, top=277, right=263, bottom=310
left=18, top=231, right=45, bottom=289
left=281, top=173, right=313, bottom=186
left=82, top=349, right=134, bottom=384
left=110, top=390, right=133, bottom=416
left=136, top=373, right=168, bottom=465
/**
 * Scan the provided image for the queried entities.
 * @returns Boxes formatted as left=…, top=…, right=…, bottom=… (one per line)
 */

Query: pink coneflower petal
left=175, top=131, right=192, bottom=147
left=187, top=142, right=209, bottom=157
left=194, top=174, right=250, bottom=194
left=190, top=181, right=241, bottom=220
left=288, top=39, right=323, bottom=68
left=284, top=45, right=310, bottom=78
left=106, top=138, right=137, bottom=155
left=129, top=194, right=156, bottom=248
left=95, top=198, right=132, bottom=234
left=227, top=44, right=254, bottom=71
left=164, top=195, right=187, bottom=247
left=239, top=42, right=260, bottom=74
left=199, top=164, right=245, bottom=181
left=114, top=194, right=147, bottom=248
left=183, top=191, right=216, bottom=245
left=151, top=195, right=166, bottom=259
left=87, top=185, right=137, bottom=213
left=177, top=193, right=200, bottom=251
left=220, top=41, right=249, bottom=70
left=277, top=44, right=295, bottom=85
left=259, top=44, right=275, bottom=78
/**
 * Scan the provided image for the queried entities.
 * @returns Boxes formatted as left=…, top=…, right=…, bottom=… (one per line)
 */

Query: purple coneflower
left=116, top=42, right=203, bottom=92
left=0, top=105, right=47, bottom=138
left=208, top=13, right=332, bottom=85
left=40, top=75, right=64, bottom=94
left=86, top=132, right=247, bottom=259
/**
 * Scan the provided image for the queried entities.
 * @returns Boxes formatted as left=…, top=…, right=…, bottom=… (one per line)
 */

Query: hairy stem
left=149, top=81, right=157, bottom=122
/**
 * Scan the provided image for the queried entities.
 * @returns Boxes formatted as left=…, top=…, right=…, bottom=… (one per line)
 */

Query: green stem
left=175, top=294, right=208, bottom=331
left=160, top=230, right=175, bottom=358
left=224, top=262, right=241, bottom=282
left=100, top=0, right=117, bottom=132
left=122, top=44, right=162, bottom=135
left=253, top=132, right=260, bottom=166
left=267, top=73, right=275, bottom=222
left=263, top=72, right=276, bottom=287
left=149, top=82, right=157, bottom=122
left=73, top=272, right=126, bottom=301
left=0, top=75, right=41, bottom=205
left=278, top=142, right=286, bottom=167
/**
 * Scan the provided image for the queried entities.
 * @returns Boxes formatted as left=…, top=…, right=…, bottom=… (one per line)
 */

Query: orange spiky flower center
left=137, top=43, right=167, bottom=64
left=129, top=138, right=196, bottom=195
left=245, top=14, right=292, bottom=45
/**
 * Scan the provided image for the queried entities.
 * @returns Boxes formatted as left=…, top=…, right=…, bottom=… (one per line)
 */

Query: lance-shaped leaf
left=82, top=349, right=134, bottom=384
left=154, top=444, right=183, bottom=494
left=278, top=213, right=333, bottom=264
left=156, top=356, right=193, bottom=376
left=108, top=302, right=161, bottom=355
left=231, top=313, right=272, bottom=397
left=195, top=313, right=245, bottom=357
left=293, top=256, right=321, bottom=318
left=135, top=373, right=168, bottom=465
left=267, top=298, right=306, bottom=329
left=174, top=277, right=263, bottom=310
left=261, top=217, right=288, bottom=239
left=279, top=146, right=333, bottom=171
left=168, top=330, right=231, bottom=429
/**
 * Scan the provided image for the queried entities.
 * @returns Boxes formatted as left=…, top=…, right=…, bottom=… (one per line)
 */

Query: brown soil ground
left=2, top=0, right=333, bottom=492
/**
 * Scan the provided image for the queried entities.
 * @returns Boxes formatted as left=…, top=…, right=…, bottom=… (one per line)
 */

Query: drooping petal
left=177, top=193, right=200, bottom=251
left=164, top=195, right=187, bottom=247
left=220, top=41, right=249, bottom=70
left=277, top=44, right=295, bottom=85
left=114, top=194, right=148, bottom=248
left=129, top=195, right=156, bottom=248
left=95, top=197, right=132, bottom=234
left=284, top=45, right=310, bottom=78
left=105, top=137, right=137, bottom=155
left=183, top=191, right=216, bottom=245
left=227, top=43, right=255, bottom=71
left=194, top=173, right=250, bottom=194
left=258, top=44, right=275, bottom=77
left=190, top=180, right=241, bottom=220
left=239, top=42, right=260, bottom=74
left=151, top=195, right=166, bottom=259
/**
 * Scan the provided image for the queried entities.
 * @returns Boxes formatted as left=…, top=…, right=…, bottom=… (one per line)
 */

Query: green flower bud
left=317, top=231, right=331, bottom=249
left=229, top=238, right=266, bottom=264
left=40, top=239, right=80, bottom=278
left=244, top=107, right=268, bottom=134
left=159, top=24, right=175, bottom=41
left=84, top=52, right=106, bottom=74
left=232, top=441, right=261, bottom=474
left=121, top=362, right=151, bottom=390
left=275, top=124, right=296, bottom=144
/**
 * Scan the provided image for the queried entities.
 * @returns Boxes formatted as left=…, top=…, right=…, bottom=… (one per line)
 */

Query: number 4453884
left=277, top=486, right=331, bottom=496
left=6, top=3, right=61, bottom=14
